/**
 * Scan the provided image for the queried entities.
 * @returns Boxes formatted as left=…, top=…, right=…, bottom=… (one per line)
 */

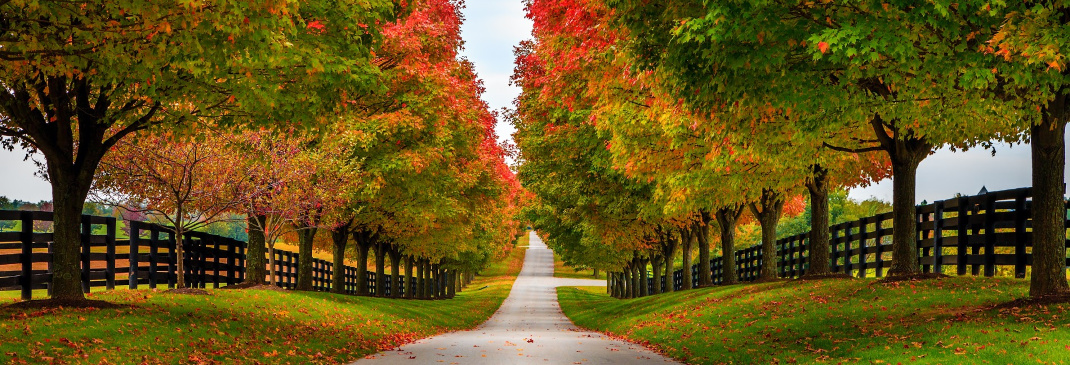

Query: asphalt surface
left=351, top=231, right=680, bottom=364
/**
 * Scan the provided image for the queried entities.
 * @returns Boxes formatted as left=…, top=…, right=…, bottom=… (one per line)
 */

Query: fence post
left=20, top=211, right=33, bottom=300
left=957, top=196, right=968, bottom=275
left=856, top=220, right=867, bottom=278
left=831, top=227, right=840, bottom=274
left=238, top=240, right=246, bottom=283
left=149, top=229, right=159, bottom=289
left=106, top=217, right=116, bottom=290
left=920, top=208, right=931, bottom=273
left=983, top=196, right=996, bottom=277
left=213, top=236, right=221, bottom=289
left=781, top=239, right=790, bottom=278
left=167, top=231, right=177, bottom=288
left=80, top=215, right=91, bottom=293
left=843, top=223, right=854, bottom=277
left=933, top=201, right=945, bottom=275
left=874, top=217, right=884, bottom=278
left=287, top=252, right=295, bottom=289
left=1014, top=192, right=1029, bottom=278
left=129, top=221, right=140, bottom=289
left=226, top=239, right=236, bottom=286
left=970, top=203, right=982, bottom=276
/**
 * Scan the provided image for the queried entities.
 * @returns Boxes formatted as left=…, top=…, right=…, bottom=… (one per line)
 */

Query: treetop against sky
left=0, top=0, right=1063, bottom=205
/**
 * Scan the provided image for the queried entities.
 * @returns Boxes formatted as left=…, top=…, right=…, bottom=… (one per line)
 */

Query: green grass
left=0, top=240, right=528, bottom=364
left=552, top=253, right=607, bottom=280
left=558, top=277, right=1070, bottom=364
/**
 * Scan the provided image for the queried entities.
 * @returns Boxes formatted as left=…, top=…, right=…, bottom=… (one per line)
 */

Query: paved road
left=352, top=231, right=679, bottom=364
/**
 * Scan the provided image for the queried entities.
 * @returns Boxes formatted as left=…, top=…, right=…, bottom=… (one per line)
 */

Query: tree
left=0, top=0, right=393, bottom=301
left=606, top=0, right=1010, bottom=280
left=92, top=130, right=247, bottom=289
left=985, top=4, right=1070, bottom=298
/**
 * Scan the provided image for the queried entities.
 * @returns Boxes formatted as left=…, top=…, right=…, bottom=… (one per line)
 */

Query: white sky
left=1, top=1, right=1065, bottom=205
left=458, top=0, right=530, bottom=149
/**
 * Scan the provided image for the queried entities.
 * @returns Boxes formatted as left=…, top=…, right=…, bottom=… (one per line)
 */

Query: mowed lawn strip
left=558, top=277, right=1070, bottom=365
left=551, top=252, right=607, bottom=280
left=0, top=235, right=529, bottom=364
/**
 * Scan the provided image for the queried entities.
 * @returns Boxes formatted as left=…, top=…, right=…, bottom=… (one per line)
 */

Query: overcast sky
left=0, top=1, right=1064, bottom=205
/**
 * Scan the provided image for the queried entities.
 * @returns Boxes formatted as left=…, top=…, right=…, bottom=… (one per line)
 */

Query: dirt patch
left=994, top=294, right=1070, bottom=309
left=796, top=273, right=854, bottom=282
left=749, top=277, right=792, bottom=284
left=4, top=298, right=127, bottom=310
left=165, top=288, right=210, bottom=295
left=219, top=282, right=288, bottom=292
left=875, top=272, right=948, bottom=284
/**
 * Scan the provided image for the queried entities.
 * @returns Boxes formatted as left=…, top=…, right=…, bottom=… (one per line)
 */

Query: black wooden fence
left=0, top=212, right=451, bottom=300
left=613, top=187, right=1070, bottom=295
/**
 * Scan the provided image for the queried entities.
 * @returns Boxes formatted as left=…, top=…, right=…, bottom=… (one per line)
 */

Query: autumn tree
left=92, top=130, right=248, bottom=289
left=0, top=0, right=393, bottom=301
left=606, top=0, right=1013, bottom=280
left=985, top=4, right=1070, bottom=298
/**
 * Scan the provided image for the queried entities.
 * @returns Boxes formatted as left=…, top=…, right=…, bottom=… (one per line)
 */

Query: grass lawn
left=0, top=239, right=528, bottom=364
left=558, top=277, right=1070, bottom=364
left=552, top=253, right=607, bottom=280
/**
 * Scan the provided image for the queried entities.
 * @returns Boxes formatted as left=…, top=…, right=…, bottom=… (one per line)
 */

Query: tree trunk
left=696, top=212, right=713, bottom=286
left=871, top=115, right=932, bottom=277
left=244, top=215, right=267, bottom=285
left=612, top=271, right=618, bottom=298
left=887, top=155, right=924, bottom=276
left=662, top=237, right=677, bottom=293
left=416, top=258, right=426, bottom=299
left=749, top=188, right=785, bottom=281
left=426, top=263, right=433, bottom=299
left=593, top=268, right=599, bottom=277
left=405, top=255, right=415, bottom=298
left=630, top=262, right=640, bottom=298
left=806, top=165, right=832, bottom=277
left=48, top=175, right=93, bottom=300
left=622, top=267, right=632, bottom=298
left=681, top=227, right=694, bottom=289
left=375, top=241, right=386, bottom=297
left=355, top=233, right=372, bottom=295
left=716, top=205, right=744, bottom=285
left=174, top=224, right=186, bottom=289
left=296, top=227, right=318, bottom=291
left=447, top=269, right=457, bottom=298
left=639, top=257, right=649, bottom=297
left=330, top=226, right=348, bottom=294
left=1031, top=96, right=1070, bottom=298
left=651, top=254, right=662, bottom=295
left=389, top=246, right=401, bottom=299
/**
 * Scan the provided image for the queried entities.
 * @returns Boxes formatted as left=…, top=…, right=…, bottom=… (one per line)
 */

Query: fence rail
left=0, top=212, right=454, bottom=300
left=615, top=187, right=1070, bottom=296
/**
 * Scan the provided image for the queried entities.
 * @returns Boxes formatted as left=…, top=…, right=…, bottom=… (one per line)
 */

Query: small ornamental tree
left=92, top=130, right=248, bottom=289
left=237, top=132, right=307, bottom=286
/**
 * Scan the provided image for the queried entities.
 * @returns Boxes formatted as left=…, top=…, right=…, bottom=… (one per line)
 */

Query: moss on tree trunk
left=296, top=227, right=318, bottom=291
left=244, top=215, right=268, bottom=285
left=330, top=227, right=348, bottom=294
left=1030, top=96, right=1070, bottom=298
left=805, top=166, right=832, bottom=277
left=716, top=206, right=744, bottom=285
left=750, top=189, right=786, bottom=281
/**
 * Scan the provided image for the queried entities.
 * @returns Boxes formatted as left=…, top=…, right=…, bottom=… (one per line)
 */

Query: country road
left=352, top=231, right=679, bottom=364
